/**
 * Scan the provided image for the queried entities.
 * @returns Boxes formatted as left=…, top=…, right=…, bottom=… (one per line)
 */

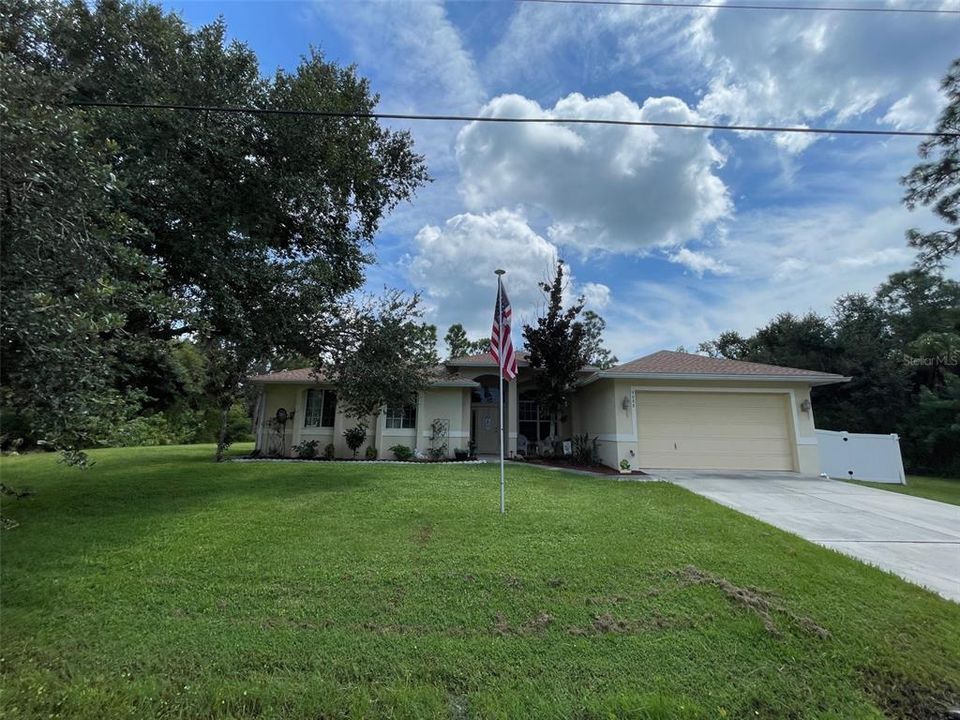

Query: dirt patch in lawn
left=860, top=666, right=960, bottom=720
left=674, top=565, right=831, bottom=640
left=413, top=524, right=433, bottom=546
left=492, top=611, right=554, bottom=636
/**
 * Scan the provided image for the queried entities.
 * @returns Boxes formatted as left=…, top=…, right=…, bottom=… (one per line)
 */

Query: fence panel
left=816, top=429, right=906, bottom=484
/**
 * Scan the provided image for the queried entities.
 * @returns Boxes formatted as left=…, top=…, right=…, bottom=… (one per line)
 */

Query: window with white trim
left=304, top=389, right=337, bottom=427
left=385, top=402, right=417, bottom=429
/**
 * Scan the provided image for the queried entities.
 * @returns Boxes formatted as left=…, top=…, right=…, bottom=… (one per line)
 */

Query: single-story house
left=249, top=350, right=848, bottom=474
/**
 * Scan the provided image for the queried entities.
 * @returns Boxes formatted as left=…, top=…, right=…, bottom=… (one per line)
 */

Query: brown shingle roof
left=445, top=350, right=598, bottom=372
left=248, top=367, right=327, bottom=384
left=248, top=366, right=479, bottom=387
left=446, top=350, right=531, bottom=366
left=604, top=350, right=846, bottom=380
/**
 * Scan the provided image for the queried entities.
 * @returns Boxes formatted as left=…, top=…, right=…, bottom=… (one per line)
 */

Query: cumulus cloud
left=455, top=92, right=731, bottom=253
left=407, top=209, right=616, bottom=341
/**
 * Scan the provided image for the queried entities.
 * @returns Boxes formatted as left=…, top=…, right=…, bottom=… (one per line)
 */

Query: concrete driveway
left=649, top=470, right=960, bottom=602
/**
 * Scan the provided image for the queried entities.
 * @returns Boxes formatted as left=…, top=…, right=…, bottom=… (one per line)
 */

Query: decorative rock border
left=231, top=457, right=485, bottom=465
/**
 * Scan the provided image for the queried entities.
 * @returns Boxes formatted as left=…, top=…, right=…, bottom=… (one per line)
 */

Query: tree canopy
left=522, top=262, right=587, bottom=439
left=1, top=0, right=429, bottom=461
left=902, top=58, right=960, bottom=267
left=443, top=323, right=489, bottom=359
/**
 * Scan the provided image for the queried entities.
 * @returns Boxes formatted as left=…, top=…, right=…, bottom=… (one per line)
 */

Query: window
left=519, top=399, right=539, bottom=422
left=385, top=402, right=417, bottom=429
left=304, top=389, right=337, bottom=427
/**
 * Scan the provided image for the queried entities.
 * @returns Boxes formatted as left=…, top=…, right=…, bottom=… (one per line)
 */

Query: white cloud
left=407, top=209, right=615, bottom=341
left=488, top=2, right=957, bottom=154
left=668, top=247, right=734, bottom=277
left=407, top=210, right=559, bottom=339
left=455, top=92, right=731, bottom=253
left=881, top=80, right=945, bottom=130
left=312, top=0, right=485, bottom=237
left=597, top=200, right=950, bottom=362
left=692, top=6, right=957, bottom=149
left=581, top=282, right=612, bottom=309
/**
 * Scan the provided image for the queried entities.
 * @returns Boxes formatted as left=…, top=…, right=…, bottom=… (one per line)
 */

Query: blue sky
left=165, top=0, right=958, bottom=360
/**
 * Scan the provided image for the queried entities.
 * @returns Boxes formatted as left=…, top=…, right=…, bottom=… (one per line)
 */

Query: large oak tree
left=1, top=0, right=428, bottom=461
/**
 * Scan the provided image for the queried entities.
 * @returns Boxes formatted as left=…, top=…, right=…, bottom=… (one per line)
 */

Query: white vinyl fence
left=816, top=429, right=906, bottom=484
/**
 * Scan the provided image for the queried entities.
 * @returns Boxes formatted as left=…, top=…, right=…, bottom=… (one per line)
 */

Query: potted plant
left=619, top=458, right=632, bottom=475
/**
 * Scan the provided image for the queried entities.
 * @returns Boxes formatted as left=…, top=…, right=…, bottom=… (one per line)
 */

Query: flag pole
left=495, top=268, right=506, bottom=515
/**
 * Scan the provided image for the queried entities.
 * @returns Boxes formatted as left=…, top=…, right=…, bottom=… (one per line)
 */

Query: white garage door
left=636, top=391, right=795, bottom=471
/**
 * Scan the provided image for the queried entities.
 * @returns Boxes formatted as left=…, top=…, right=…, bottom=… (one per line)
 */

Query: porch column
left=415, top=392, right=427, bottom=454
left=291, top=387, right=307, bottom=454
left=507, top=380, right=518, bottom=457
left=332, top=391, right=345, bottom=458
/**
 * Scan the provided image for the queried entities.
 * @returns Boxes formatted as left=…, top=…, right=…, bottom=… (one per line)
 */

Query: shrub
left=323, top=443, right=335, bottom=460
left=454, top=448, right=469, bottom=461
left=572, top=433, right=599, bottom=466
left=293, top=440, right=319, bottom=459
left=343, top=426, right=367, bottom=458
left=390, top=444, right=413, bottom=461
left=427, top=446, right=446, bottom=461
left=365, top=445, right=378, bottom=460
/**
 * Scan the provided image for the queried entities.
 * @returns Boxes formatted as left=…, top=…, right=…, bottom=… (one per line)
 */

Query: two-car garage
left=635, top=391, right=796, bottom=471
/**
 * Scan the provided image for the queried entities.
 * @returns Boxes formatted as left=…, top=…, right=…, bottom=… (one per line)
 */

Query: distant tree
left=326, top=291, right=439, bottom=426
left=698, top=331, right=750, bottom=359
left=522, top=262, right=587, bottom=441
left=903, top=374, right=960, bottom=476
left=444, top=323, right=489, bottom=359
left=876, top=269, right=960, bottom=346
left=577, top=311, right=618, bottom=369
left=902, top=58, right=960, bottom=267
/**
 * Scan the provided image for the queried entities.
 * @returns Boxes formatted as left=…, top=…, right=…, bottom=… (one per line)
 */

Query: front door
left=473, top=406, right=500, bottom=454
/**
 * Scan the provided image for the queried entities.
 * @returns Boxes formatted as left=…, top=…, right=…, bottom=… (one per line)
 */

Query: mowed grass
left=845, top=475, right=960, bottom=507
left=1, top=446, right=959, bottom=719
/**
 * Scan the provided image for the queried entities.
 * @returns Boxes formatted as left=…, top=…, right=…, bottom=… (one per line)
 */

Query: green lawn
left=845, top=475, right=960, bottom=507
left=2, top=445, right=958, bottom=719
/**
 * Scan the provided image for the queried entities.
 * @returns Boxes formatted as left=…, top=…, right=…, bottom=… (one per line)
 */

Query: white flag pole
left=495, top=268, right=506, bottom=515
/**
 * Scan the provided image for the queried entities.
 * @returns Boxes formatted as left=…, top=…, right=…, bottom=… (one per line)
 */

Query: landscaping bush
left=323, top=443, right=335, bottom=460
left=427, top=446, right=447, bottom=461
left=390, top=444, right=413, bottom=461
left=293, top=440, right=319, bottom=459
left=343, top=426, right=366, bottom=459
left=454, top=448, right=469, bottom=461
left=571, top=433, right=599, bottom=466
left=365, top=445, right=377, bottom=460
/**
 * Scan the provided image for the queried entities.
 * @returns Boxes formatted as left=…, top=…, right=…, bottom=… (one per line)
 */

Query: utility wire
left=66, top=100, right=959, bottom=139
left=516, top=0, right=960, bottom=14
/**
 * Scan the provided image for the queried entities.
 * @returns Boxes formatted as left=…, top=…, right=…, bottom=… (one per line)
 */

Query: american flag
left=490, top=281, right=518, bottom=380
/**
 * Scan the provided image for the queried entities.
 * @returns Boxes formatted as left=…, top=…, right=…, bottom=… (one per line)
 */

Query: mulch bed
left=521, top=457, right=647, bottom=476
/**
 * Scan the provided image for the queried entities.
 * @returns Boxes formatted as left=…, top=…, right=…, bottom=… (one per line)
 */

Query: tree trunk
left=214, top=403, right=231, bottom=462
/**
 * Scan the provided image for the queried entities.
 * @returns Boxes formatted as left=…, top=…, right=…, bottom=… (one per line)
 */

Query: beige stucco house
left=249, top=350, right=848, bottom=474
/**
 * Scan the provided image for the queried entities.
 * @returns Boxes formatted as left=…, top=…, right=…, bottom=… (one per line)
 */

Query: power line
left=66, top=100, right=959, bottom=139
left=516, top=0, right=960, bottom=14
